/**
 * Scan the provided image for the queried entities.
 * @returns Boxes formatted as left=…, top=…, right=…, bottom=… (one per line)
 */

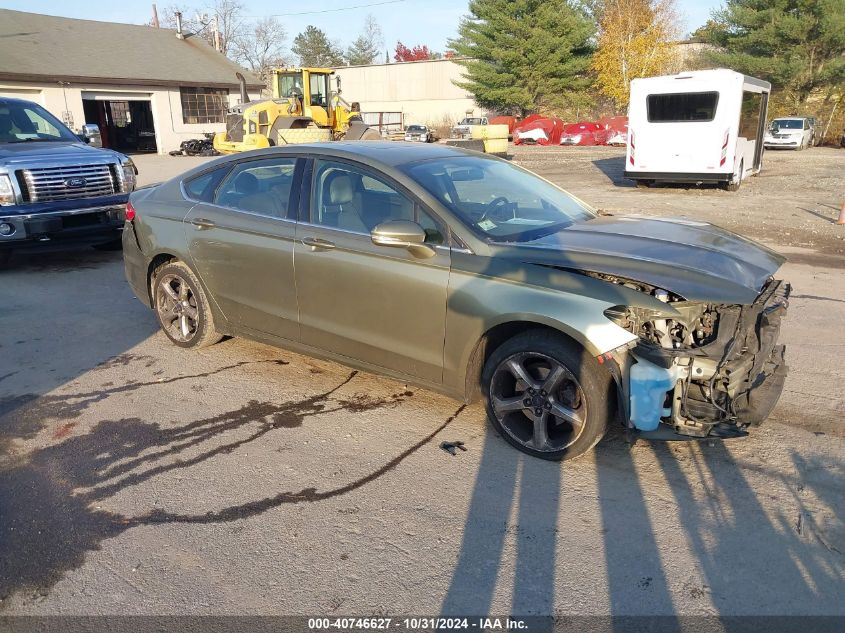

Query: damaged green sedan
left=123, top=142, right=789, bottom=460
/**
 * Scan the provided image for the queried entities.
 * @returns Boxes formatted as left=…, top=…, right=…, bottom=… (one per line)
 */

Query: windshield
left=277, top=73, right=304, bottom=98
left=0, top=100, right=78, bottom=143
left=404, top=156, right=595, bottom=242
left=460, top=118, right=483, bottom=126
left=407, top=125, right=426, bottom=132
left=772, top=119, right=803, bottom=130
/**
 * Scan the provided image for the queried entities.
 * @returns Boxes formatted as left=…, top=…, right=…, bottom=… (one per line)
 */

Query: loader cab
left=273, top=68, right=334, bottom=128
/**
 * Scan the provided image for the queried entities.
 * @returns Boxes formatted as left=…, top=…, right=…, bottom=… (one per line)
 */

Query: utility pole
left=151, top=3, right=160, bottom=28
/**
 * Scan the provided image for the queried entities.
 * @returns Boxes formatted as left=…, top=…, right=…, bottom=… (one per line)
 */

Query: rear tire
left=0, top=250, right=11, bottom=267
left=482, top=330, right=612, bottom=461
left=152, top=260, right=223, bottom=349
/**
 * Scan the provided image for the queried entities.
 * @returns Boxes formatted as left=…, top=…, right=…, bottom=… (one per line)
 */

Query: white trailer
left=625, top=69, right=771, bottom=191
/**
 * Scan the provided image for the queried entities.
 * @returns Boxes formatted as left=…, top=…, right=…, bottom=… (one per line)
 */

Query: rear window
left=646, top=92, right=719, bottom=122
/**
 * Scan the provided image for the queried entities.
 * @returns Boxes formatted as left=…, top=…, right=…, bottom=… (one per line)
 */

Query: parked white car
left=763, top=118, right=814, bottom=150
left=451, top=116, right=488, bottom=138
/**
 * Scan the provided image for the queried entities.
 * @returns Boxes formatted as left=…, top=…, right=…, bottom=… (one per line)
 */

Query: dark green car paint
left=123, top=142, right=784, bottom=404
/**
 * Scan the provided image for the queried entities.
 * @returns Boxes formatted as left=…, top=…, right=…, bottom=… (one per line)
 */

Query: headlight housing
left=121, top=158, right=137, bottom=192
left=0, top=174, right=16, bottom=206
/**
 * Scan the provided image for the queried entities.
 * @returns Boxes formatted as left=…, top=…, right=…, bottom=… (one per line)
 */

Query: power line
left=248, top=0, right=410, bottom=18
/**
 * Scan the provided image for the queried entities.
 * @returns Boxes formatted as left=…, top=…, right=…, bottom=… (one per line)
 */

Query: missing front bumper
left=623, top=279, right=790, bottom=440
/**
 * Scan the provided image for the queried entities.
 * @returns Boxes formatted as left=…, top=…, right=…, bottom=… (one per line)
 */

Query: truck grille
left=19, top=164, right=118, bottom=203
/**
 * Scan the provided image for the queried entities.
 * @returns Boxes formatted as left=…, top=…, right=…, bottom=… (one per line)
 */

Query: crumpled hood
left=495, top=215, right=785, bottom=304
left=0, top=141, right=125, bottom=165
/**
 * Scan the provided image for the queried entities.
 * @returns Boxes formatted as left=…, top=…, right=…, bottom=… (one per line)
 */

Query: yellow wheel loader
left=213, top=68, right=382, bottom=154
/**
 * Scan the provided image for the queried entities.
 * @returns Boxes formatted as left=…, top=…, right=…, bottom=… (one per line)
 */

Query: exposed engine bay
left=594, top=271, right=791, bottom=439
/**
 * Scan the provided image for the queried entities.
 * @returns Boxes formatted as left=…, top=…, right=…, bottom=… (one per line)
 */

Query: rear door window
left=184, top=167, right=229, bottom=202
left=213, top=158, right=298, bottom=218
left=646, top=92, right=719, bottom=122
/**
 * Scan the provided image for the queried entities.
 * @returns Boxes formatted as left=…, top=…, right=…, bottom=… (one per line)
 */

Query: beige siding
left=334, top=59, right=480, bottom=128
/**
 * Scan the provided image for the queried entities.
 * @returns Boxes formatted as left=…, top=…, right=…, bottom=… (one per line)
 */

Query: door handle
left=190, top=218, right=216, bottom=230
left=301, top=236, right=336, bottom=251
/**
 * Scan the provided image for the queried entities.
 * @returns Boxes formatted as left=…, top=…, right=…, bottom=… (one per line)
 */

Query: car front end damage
left=599, top=274, right=790, bottom=440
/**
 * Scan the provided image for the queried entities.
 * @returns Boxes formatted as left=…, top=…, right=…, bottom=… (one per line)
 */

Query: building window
left=180, top=87, right=228, bottom=124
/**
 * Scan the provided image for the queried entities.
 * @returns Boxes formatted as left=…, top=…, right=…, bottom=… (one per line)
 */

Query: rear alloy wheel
left=153, top=261, right=222, bottom=349
left=482, top=331, right=611, bottom=461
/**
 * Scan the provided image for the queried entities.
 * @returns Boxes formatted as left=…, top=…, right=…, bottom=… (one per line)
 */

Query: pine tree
left=700, top=0, right=845, bottom=105
left=449, top=0, right=595, bottom=116
left=345, top=15, right=383, bottom=66
left=292, top=25, right=344, bottom=67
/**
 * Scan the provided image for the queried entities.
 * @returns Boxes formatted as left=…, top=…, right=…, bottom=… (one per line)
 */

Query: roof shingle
left=0, top=9, right=262, bottom=89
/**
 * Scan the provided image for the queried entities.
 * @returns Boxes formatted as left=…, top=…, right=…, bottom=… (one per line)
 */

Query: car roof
left=219, top=141, right=485, bottom=169
left=0, top=97, right=36, bottom=106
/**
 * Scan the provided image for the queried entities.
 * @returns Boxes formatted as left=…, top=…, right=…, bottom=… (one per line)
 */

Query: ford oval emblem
left=65, top=177, right=87, bottom=188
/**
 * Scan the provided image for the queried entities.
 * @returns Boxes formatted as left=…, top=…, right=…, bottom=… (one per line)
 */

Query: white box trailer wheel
left=625, top=69, right=771, bottom=191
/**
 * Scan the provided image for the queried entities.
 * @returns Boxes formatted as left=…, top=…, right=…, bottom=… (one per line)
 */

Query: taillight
left=125, top=201, right=136, bottom=222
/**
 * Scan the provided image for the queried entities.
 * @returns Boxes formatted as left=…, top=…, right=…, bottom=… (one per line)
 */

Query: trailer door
left=738, top=90, right=767, bottom=172
left=638, top=91, right=721, bottom=173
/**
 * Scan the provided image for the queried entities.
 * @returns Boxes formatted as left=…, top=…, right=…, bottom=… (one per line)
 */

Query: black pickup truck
left=0, top=97, right=137, bottom=266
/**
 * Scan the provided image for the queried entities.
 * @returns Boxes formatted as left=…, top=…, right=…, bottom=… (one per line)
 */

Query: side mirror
left=81, top=123, right=100, bottom=136
left=371, top=220, right=434, bottom=258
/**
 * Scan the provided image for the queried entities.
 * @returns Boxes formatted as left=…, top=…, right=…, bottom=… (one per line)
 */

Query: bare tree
left=231, top=17, right=287, bottom=86
left=159, top=0, right=244, bottom=55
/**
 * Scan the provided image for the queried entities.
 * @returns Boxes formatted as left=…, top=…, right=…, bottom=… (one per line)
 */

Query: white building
left=334, top=59, right=480, bottom=129
left=0, top=9, right=263, bottom=154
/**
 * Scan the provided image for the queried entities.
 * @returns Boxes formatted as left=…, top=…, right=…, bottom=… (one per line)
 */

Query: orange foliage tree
left=591, top=0, right=680, bottom=108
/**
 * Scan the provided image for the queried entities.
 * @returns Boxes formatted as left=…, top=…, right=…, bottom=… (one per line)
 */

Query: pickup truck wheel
left=482, top=330, right=611, bottom=461
left=152, top=261, right=222, bottom=349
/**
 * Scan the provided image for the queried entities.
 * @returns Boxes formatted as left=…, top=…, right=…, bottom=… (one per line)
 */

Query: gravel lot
left=0, top=146, right=843, bottom=620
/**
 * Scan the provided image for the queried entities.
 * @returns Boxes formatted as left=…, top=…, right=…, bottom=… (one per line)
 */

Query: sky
left=0, top=0, right=723, bottom=55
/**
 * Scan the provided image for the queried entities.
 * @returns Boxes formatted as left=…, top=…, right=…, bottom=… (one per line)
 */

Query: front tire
left=482, top=330, right=612, bottom=461
left=152, top=260, right=222, bottom=349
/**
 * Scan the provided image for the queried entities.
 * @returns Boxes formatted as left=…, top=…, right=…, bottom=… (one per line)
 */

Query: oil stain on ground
left=0, top=360, right=466, bottom=606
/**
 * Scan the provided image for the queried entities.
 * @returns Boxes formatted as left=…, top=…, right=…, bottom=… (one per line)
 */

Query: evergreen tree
left=449, top=0, right=595, bottom=115
left=345, top=15, right=383, bottom=66
left=700, top=0, right=845, bottom=104
left=292, top=25, right=344, bottom=67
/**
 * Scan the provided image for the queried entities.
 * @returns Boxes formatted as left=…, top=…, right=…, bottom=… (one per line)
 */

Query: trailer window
left=646, top=92, right=718, bottom=122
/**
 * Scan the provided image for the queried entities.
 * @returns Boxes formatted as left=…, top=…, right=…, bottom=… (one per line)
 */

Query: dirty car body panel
left=124, top=142, right=789, bottom=452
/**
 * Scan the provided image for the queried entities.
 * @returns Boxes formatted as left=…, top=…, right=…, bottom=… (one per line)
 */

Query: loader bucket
left=345, top=122, right=382, bottom=141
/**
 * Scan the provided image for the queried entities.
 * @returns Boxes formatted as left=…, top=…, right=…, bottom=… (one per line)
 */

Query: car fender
left=442, top=262, right=639, bottom=396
